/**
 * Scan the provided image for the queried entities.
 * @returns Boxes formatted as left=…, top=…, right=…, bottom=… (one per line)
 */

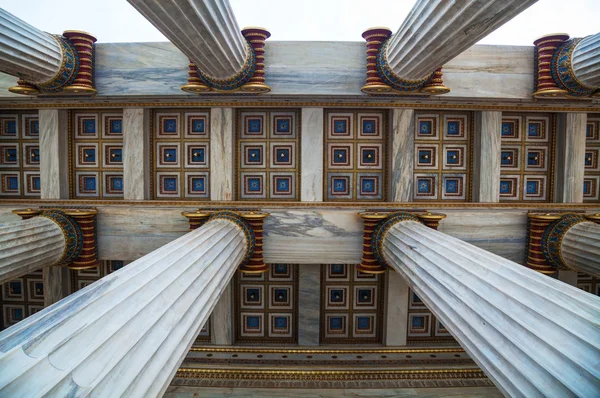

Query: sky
left=0, top=0, right=598, bottom=45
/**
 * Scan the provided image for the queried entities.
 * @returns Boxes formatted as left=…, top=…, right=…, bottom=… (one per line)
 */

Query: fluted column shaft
left=561, top=221, right=600, bottom=278
left=385, top=0, right=537, bottom=80
left=0, top=217, right=65, bottom=284
left=0, top=218, right=247, bottom=398
left=0, top=8, right=62, bottom=83
left=572, top=32, right=600, bottom=88
left=127, top=0, right=246, bottom=79
left=381, top=220, right=600, bottom=398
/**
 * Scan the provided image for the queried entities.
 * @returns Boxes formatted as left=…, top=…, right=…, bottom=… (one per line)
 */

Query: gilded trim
left=541, top=213, right=588, bottom=270
left=1, top=199, right=600, bottom=209
left=1, top=101, right=599, bottom=112
left=174, top=367, right=487, bottom=381
left=188, top=346, right=465, bottom=354
left=38, top=209, right=84, bottom=265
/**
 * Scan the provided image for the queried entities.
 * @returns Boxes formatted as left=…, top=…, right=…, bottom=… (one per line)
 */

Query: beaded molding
left=371, top=212, right=423, bottom=266
left=376, top=39, right=434, bottom=92
left=551, top=38, right=596, bottom=97
left=541, top=213, right=588, bottom=270
left=196, top=43, right=257, bottom=91
left=35, top=35, right=79, bottom=93
left=206, top=210, right=256, bottom=265
left=39, top=209, right=84, bottom=265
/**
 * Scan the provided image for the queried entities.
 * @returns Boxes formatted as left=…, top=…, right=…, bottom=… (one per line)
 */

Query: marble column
left=298, top=264, right=321, bottom=345
left=123, top=108, right=150, bottom=200
left=378, top=216, right=600, bottom=397
left=390, top=109, right=414, bottom=202
left=555, top=113, right=587, bottom=203
left=473, top=111, right=501, bottom=202
left=384, top=269, right=409, bottom=346
left=210, top=108, right=234, bottom=201
left=39, top=110, right=69, bottom=199
left=301, top=108, right=324, bottom=202
left=0, top=217, right=249, bottom=397
left=127, top=0, right=247, bottom=79
left=0, top=217, right=65, bottom=285
left=0, top=9, right=62, bottom=84
left=385, top=0, right=537, bottom=81
left=561, top=221, right=600, bottom=278
left=212, top=282, right=232, bottom=345
left=572, top=32, right=600, bottom=88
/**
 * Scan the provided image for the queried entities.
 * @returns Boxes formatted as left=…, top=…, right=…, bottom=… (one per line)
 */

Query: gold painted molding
left=0, top=100, right=599, bottom=113
left=174, top=367, right=487, bottom=380
left=188, top=346, right=464, bottom=354
left=0, top=199, right=599, bottom=210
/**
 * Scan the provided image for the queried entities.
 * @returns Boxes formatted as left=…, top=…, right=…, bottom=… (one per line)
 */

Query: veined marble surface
left=211, top=108, right=234, bottom=201
left=123, top=108, right=149, bottom=200
left=298, top=264, right=320, bottom=345
left=301, top=108, right=324, bottom=202
left=39, top=109, right=69, bottom=199
left=555, top=113, right=586, bottom=203
left=472, top=111, right=501, bottom=203
left=0, top=205, right=552, bottom=264
left=391, top=109, right=414, bottom=202
left=0, top=41, right=537, bottom=100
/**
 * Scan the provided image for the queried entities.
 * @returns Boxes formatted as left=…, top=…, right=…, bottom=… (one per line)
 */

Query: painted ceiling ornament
left=35, top=35, right=79, bottom=93
left=196, top=42, right=257, bottom=92
left=182, top=27, right=271, bottom=95
left=541, top=213, right=588, bottom=271
left=8, top=31, right=97, bottom=96
left=552, top=38, right=597, bottom=98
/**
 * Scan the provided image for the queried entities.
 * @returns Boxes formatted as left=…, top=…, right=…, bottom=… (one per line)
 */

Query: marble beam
left=0, top=217, right=248, bottom=397
left=0, top=9, right=62, bottom=83
left=384, top=269, right=409, bottom=346
left=557, top=270, right=578, bottom=287
left=42, top=266, right=71, bottom=307
left=301, top=108, right=324, bottom=202
left=212, top=282, right=233, bottom=345
left=123, top=108, right=150, bottom=200
left=210, top=108, right=234, bottom=201
left=127, top=0, right=247, bottom=79
left=473, top=111, right=501, bottom=202
left=561, top=221, right=600, bottom=278
left=298, top=264, right=321, bottom=345
left=39, top=109, right=69, bottom=199
left=555, top=113, right=586, bottom=203
left=572, top=32, right=600, bottom=88
left=380, top=217, right=600, bottom=397
left=386, top=0, right=537, bottom=80
left=0, top=217, right=65, bottom=285
left=390, top=109, right=414, bottom=202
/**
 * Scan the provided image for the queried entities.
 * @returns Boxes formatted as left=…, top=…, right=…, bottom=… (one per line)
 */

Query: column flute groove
left=0, top=211, right=266, bottom=398
left=0, top=217, right=66, bottom=284
left=370, top=213, right=599, bottom=398
left=384, top=0, right=537, bottom=81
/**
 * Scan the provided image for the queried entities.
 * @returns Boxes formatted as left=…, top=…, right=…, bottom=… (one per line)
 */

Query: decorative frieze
left=0, top=111, right=40, bottom=198
left=499, top=113, right=555, bottom=202
left=584, top=117, right=600, bottom=202
left=324, top=110, right=388, bottom=201
left=70, top=110, right=124, bottom=199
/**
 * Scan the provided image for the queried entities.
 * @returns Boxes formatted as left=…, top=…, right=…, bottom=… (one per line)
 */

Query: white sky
left=1, top=0, right=598, bottom=45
